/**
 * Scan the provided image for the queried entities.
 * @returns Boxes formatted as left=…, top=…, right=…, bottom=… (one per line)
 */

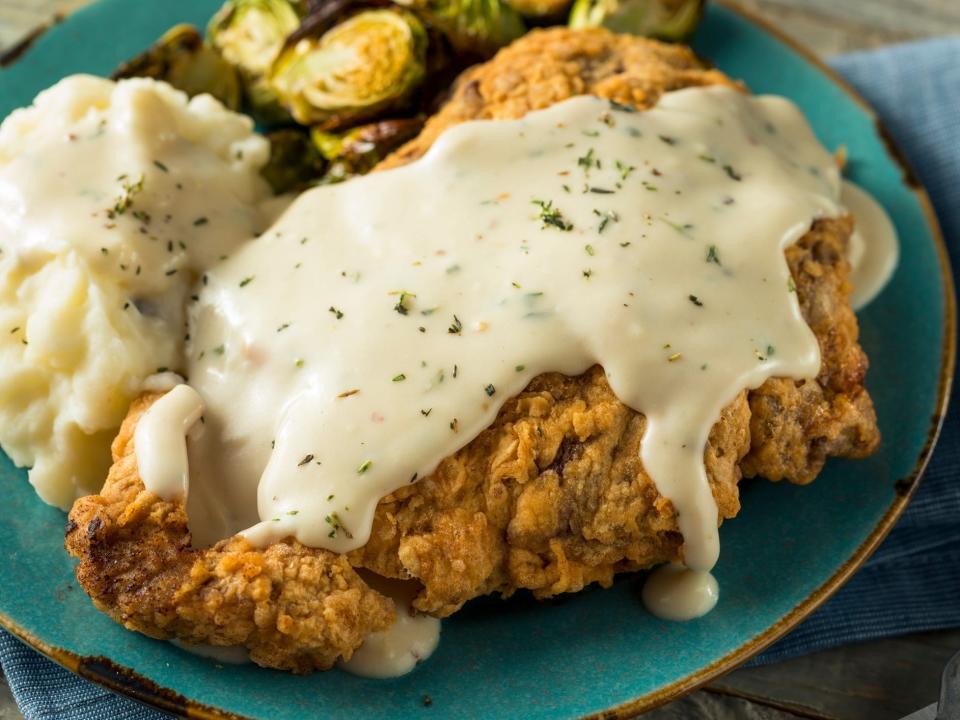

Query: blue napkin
left=1, top=36, right=959, bottom=720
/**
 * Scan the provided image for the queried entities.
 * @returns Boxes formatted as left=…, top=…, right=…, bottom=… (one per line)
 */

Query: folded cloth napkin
left=1, top=35, right=958, bottom=720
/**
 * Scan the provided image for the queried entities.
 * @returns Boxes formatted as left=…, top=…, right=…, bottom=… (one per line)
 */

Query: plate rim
left=0, top=1, right=954, bottom=718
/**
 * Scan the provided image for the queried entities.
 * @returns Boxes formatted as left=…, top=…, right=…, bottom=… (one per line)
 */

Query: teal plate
left=0, top=2, right=953, bottom=718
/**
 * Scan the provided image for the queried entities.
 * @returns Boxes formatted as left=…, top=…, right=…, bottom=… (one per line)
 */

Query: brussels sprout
left=112, top=25, right=242, bottom=109
left=568, top=0, right=704, bottom=41
left=208, top=0, right=303, bottom=123
left=392, top=0, right=526, bottom=56
left=269, top=9, right=428, bottom=128
left=311, top=117, right=424, bottom=182
left=260, top=129, right=328, bottom=193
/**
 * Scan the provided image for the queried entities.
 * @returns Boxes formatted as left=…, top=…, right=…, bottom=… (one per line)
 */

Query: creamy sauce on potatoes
left=0, top=75, right=270, bottom=507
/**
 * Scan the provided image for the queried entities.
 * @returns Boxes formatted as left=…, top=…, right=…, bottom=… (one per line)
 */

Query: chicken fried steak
left=66, top=27, right=879, bottom=672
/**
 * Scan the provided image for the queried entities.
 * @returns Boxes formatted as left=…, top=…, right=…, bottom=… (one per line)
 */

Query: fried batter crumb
left=65, top=395, right=395, bottom=673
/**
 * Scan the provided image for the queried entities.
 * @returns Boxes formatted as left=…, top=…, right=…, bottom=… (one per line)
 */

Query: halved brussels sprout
left=269, top=9, right=428, bottom=128
left=568, top=0, right=704, bottom=41
left=392, top=0, right=526, bottom=56
left=260, top=129, right=328, bottom=193
left=311, top=117, right=424, bottom=182
left=208, top=0, right=303, bottom=123
left=112, top=24, right=242, bottom=109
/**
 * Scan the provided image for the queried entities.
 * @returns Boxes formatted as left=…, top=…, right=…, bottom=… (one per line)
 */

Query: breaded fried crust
left=351, top=372, right=752, bottom=615
left=65, top=395, right=394, bottom=673
left=742, top=216, right=879, bottom=483
left=67, top=28, right=879, bottom=668
left=378, top=27, right=738, bottom=171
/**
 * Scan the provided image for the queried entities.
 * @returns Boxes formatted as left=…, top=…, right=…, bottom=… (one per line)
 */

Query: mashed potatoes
left=0, top=75, right=271, bottom=508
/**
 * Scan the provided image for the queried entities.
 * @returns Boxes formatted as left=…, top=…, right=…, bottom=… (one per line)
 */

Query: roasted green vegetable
left=260, top=129, right=328, bottom=193
left=312, top=117, right=424, bottom=182
left=208, top=0, right=303, bottom=123
left=112, top=24, right=242, bottom=109
left=504, top=0, right=572, bottom=20
left=269, top=9, right=428, bottom=128
left=392, top=0, right=526, bottom=56
left=568, top=0, right=704, bottom=41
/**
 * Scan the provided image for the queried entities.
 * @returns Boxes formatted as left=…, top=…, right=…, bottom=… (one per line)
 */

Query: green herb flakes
left=593, top=209, right=619, bottom=234
left=393, top=291, right=415, bottom=315
left=532, top=199, right=573, bottom=231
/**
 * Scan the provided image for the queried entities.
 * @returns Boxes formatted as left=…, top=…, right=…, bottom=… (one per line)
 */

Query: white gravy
left=178, top=87, right=837, bottom=570
left=135, top=384, right=204, bottom=500
left=642, top=563, right=719, bottom=620
left=131, top=87, right=899, bottom=644
left=842, top=180, right=899, bottom=310
left=0, top=76, right=272, bottom=331
left=171, top=640, right=250, bottom=665
left=340, top=576, right=441, bottom=678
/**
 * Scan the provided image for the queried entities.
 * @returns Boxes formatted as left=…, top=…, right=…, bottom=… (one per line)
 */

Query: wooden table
left=1, top=1, right=958, bottom=718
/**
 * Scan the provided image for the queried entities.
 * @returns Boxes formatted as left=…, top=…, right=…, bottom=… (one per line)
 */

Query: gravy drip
left=842, top=180, right=898, bottom=310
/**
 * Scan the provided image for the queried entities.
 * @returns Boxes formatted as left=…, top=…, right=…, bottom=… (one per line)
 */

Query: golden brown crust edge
left=64, top=395, right=395, bottom=674
left=378, top=27, right=740, bottom=170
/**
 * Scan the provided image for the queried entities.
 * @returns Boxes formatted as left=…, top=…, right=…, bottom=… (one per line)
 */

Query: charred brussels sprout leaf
left=260, top=129, right=328, bottom=193
left=112, top=24, right=242, bottom=109
left=393, top=0, right=526, bottom=56
left=311, top=117, right=425, bottom=182
left=269, top=9, right=428, bottom=128
left=568, top=0, right=703, bottom=41
left=208, top=0, right=303, bottom=124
